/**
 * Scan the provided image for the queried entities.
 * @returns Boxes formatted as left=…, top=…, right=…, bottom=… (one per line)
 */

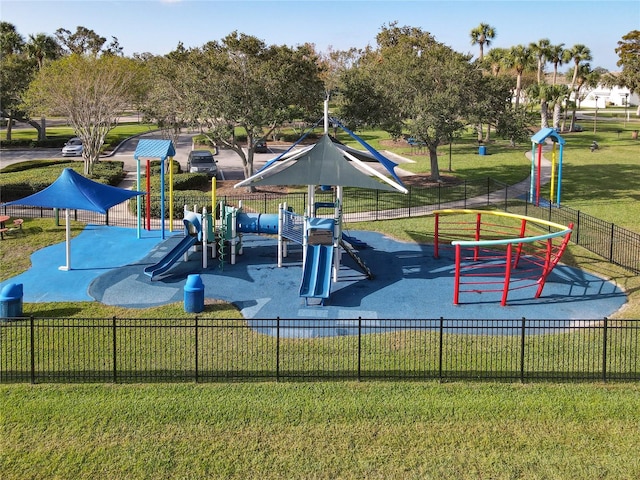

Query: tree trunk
left=428, top=147, right=440, bottom=181
left=27, top=119, right=44, bottom=140
left=39, top=117, right=47, bottom=141
left=540, top=100, right=549, bottom=129
left=552, top=102, right=562, bottom=130
left=5, top=115, right=13, bottom=141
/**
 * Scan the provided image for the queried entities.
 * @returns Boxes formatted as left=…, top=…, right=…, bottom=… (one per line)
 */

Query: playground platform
left=1, top=225, right=627, bottom=327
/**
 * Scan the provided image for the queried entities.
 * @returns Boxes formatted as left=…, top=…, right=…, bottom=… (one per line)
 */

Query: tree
left=167, top=32, right=324, bottom=184
left=470, top=23, right=496, bottom=61
left=503, top=45, right=534, bottom=107
left=530, top=38, right=551, bottom=84
left=25, top=33, right=61, bottom=69
left=562, top=44, right=592, bottom=131
left=0, top=21, right=24, bottom=55
left=615, top=30, right=640, bottom=95
left=547, top=42, right=566, bottom=85
left=565, top=63, right=599, bottom=132
left=0, top=53, right=35, bottom=141
left=344, top=23, right=484, bottom=181
left=54, top=26, right=107, bottom=55
left=483, top=47, right=508, bottom=76
left=139, top=44, right=191, bottom=149
left=24, top=54, right=144, bottom=175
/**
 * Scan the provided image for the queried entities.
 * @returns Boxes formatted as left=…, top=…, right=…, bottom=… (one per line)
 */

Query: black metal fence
left=3, top=178, right=639, bottom=274
left=1, top=317, right=638, bottom=384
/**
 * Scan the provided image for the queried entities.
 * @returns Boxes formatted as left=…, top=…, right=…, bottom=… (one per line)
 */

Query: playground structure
left=143, top=196, right=372, bottom=306
left=530, top=128, right=565, bottom=207
left=431, top=209, right=573, bottom=306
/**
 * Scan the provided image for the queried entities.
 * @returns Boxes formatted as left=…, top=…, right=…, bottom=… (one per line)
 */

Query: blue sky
left=2, top=0, right=638, bottom=71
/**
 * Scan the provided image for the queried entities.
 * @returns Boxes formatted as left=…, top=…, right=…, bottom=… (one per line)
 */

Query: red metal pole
left=501, top=243, right=513, bottom=306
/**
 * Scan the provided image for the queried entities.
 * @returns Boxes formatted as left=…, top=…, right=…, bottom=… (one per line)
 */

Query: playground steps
left=340, top=239, right=373, bottom=279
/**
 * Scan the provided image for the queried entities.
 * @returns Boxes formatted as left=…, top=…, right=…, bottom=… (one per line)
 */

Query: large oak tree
left=340, top=23, right=484, bottom=181
left=155, top=32, right=325, bottom=183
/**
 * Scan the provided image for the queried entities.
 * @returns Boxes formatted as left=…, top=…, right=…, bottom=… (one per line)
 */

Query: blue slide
left=143, top=235, right=197, bottom=280
left=299, top=245, right=334, bottom=304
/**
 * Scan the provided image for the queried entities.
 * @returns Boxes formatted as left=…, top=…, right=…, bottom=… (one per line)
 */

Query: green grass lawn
left=1, top=118, right=640, bottom=479
left=2, top=382, right=639, bottom=479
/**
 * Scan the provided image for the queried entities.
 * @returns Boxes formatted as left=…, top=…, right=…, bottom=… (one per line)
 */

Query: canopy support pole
left=58, top=208, right=71, bottom=271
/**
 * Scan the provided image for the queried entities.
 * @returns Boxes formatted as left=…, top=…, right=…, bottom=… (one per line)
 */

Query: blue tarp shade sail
left=1, top=168, right=145, bottom=271
left=1, top=168, right=144, bottom=213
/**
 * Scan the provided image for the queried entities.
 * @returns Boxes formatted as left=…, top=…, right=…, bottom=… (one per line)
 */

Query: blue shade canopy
left=531, top=127, right=566, bottom=145
left=1, top=168, right=145, bottom=213
left=133, top=139, right=176, bottom=160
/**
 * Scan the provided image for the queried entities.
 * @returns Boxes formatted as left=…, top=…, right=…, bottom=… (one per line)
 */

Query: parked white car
left=61, top=137, right=83, bottom=157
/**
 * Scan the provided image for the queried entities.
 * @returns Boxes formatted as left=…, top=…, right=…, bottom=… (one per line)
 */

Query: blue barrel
left=0, top=283, right=23, bottom=318
left=184, top=274, right=205, bottom=313
left=478, top=145, right=487, bottom=155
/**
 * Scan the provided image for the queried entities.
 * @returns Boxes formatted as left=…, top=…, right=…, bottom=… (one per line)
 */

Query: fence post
left=194, top=316, right=199, bottom=383
left=609, top=224, right=615, bottom=263
left=357, top=317, right=362, bottom=382
left=438, top=317, right=444, bottom=382
left=112, top=316, right=117, bottom=383
left=276, top=317, right=280, bottom=382
left=520, top=317, right=526, bottom=383
left=30, top=316, right=35, bottom=384
left=602, top=317, right=608, bottom=383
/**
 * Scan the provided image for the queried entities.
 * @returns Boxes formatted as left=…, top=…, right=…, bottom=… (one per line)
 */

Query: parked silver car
left=61, top=137, right=83, bottom=157
left=187, top=150, right=218, bottom=177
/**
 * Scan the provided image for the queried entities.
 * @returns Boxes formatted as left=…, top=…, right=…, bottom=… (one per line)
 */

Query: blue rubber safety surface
left=3, top=225, right=627, bottom=329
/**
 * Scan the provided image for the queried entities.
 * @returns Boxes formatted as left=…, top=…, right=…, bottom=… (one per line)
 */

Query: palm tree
left=547, top=43, right=566, bottom=85
left=527, top=83, right=552, bottom=128
left=567, top=44, right=592, bottom=97
left=549, top=84, right=569, bottom=130
left=25, top=33, right=60, bottom=70
left=562, top=44, right=592, bottom=130
left=484, top=47, right=508, bottom=76
left=504, top=44, right=533, bottom=107
left=529, top=38, right=551, bottom=84
left=566, top=63, right=598, bottom=132
left=470, top=23, right=496, bottom=61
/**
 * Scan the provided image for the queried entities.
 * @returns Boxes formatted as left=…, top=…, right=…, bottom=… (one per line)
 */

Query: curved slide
left=299, top=244, right=334, bottom=304
left=144, top=213, right=201, bottom=281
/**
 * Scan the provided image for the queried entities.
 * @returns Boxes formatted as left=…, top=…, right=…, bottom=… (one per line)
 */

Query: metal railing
left=1, top=317, right=638, bottom=384
left=3, top=178, right=638, bottom=274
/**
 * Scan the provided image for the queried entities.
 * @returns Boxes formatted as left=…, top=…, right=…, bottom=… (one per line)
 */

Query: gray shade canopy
left=235, top=135, right=406, bottom=193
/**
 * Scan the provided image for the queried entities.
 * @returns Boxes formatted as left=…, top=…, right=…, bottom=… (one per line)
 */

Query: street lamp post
left=594, top=95, right=599, bottom=133
left=625, top=93, right=629, bottom=126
